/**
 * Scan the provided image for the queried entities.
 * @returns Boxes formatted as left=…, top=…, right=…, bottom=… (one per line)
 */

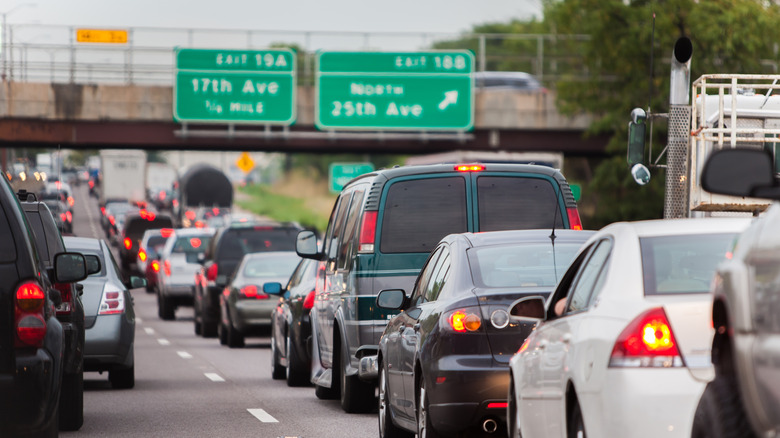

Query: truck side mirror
left=627, top=108, right=647, bottom=167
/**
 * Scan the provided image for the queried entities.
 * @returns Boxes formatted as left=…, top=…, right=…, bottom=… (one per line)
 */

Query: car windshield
left=468, top=242, right=584, bottom=288
left=640, top=233, right=737, bottom=295
left=242, top=253, right=300, bottom=279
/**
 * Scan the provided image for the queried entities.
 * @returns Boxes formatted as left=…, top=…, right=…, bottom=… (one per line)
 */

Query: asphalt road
left=63, top=184, right=377, bottom=438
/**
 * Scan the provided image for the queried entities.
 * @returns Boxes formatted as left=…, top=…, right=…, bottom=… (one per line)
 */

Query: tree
left=542, top=0, right=780, bottom=227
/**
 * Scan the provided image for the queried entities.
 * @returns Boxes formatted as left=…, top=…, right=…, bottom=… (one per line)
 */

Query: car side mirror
left=53, top=252, right=88, bottom=283
left=84, top=254, right=101, bottom=275
left=627, top=108, right=647, bottom=167
left=263, top=282, right=283, bottom=295
left=508, top=296, right=547, bottom=322
left=76, top=283, right=84, bottom=296
left=702, top=148, right=780, bottom=199
left=127, top=276, right=146, bottom=289
left=296, top=230, right=322, bottom=259
left=376, top=289, right=407, bottom=310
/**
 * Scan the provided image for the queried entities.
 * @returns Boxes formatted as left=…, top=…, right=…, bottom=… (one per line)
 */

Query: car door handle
left=561, top=334, right=572, bottom=344
left=413, top=323, right=420, bottom=332
left=538, top=340, right=548, bottom=349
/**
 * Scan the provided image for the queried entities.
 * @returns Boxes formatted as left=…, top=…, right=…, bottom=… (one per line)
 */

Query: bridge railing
left=1, top=23, right=592, bottom=86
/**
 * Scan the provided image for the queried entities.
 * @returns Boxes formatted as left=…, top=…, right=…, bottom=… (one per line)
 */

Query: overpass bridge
left=0, top=25, right=607, bottom=155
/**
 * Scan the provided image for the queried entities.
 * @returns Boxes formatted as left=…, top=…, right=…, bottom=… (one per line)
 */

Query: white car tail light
left=99, top=285, right=125, bottom=315
left=609, top=307, right=683, bottom=368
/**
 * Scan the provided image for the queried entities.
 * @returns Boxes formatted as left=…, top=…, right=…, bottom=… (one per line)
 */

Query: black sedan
left=364, top=229, right=593, bottom=438
left=269, top=257, right=322, bottom=386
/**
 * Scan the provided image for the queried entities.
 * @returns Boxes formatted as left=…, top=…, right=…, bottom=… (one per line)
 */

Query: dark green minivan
left=295, top=162, right=581, bottom=413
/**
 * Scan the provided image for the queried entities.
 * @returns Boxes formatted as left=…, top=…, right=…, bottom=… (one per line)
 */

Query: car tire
left=285, top=333, right=308, bottom=387
left=226, top=318, right=245, bottom=348
left=194, top=297, right=203, bottom=335
left=202, top=318, right=218, bottom=338
left=110, top=365, right=135, bottom=389
left=58, top=371, right=84, bottom=431
left=271, top=335, right=286, bottom=380
left=314, top=382, right=339, bottom=400
left=145, top=281, right=153, bottom=293
left=417, top=378, right=443, bottom=438
left=567, top=399, right=586, bottom=438
left=508, top=377, right=522, bottom=438
left=339, top=341, right=375, bottom=413
left=218, top=321, right=228, bottom=345
left=700, top=363, right=758, bottom=438
left=379, top=364, right=413, bottom=438
left=158, top=293, right=175, bottom=321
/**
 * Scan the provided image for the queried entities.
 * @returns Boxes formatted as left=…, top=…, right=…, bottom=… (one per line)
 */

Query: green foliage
left=237, top=184, right=330, bottom=233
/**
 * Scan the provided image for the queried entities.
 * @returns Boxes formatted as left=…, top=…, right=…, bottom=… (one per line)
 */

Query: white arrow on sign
left=438, top=90, right=459, bottom=110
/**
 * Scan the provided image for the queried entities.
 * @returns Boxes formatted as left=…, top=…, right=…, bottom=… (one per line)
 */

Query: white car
left=156, top=227, right=215, bottom=320
left=506, top=218, right=751, bottom=438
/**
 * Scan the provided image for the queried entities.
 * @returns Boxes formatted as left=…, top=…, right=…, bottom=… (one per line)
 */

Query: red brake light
left=152, top=260, right=160, bottom=272
left=100, top=206, right=106, bottom=215
left=609, top=307, right=682, bottom=368
left=206, top=263, right=218, bottom=282
left=195, top=221, right=204, bottom=228
left=190, top=238, right=202, bottom=248
left=15, top=282, right=46, bottom=347
left=66, top=211, right=72, bottom=223
left=447, top=309, right=481, bottom=332
left=98, top=287, right=125, bottom=315
left=185, top=210, right=196, bottom=220
left=140, top=210, right=156, bottom=221
left=160, top=228, right=174, bottom=238
left=124, top=238, right=132, bottom=250
left=67, top=196, right=74, bottom=206
left=164, top=260, right=171, bottom=277
left=212, top=207, right=219, bottom=215
left=303, top=289, right=315, bottom=310
left=138, top=248, right=147, bottom=262
left=567, top=207, right=583, bottom=231
left=53, top=283, right=73, bottom=316
left=455, top=164, right=485, bottom=172
left=16, top=282, right=45, bottom=312
left=487, top=402, right=508, bottom=409
left=109, top=215, right=116, bottom=226
left=358, top=211, right=378, bottom=253
left=159, top=191, right=166, bottom=200
left=88, top=180, right=94, bottom=189
left=60, top=212, right=67, bottom=222
left=240, top=285, right=269, bottom=299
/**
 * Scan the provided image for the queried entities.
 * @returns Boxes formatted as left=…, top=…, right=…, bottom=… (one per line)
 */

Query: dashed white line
left=177, top=351, right=192, bottom=359
left=248, top=409, right=279, bottom=423
left=157, top=338, right=170, bottom=346
left=204, top=373, right=225, bottom=382
left=144, top=327, right=155, bottom=335
left=136, top=317, right=143, bottom=324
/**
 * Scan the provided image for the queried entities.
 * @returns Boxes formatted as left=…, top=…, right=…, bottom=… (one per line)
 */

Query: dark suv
left=0, top=177, right=86, bottom=436
left=19, top=191, right=87, bottom=431
left=193, top=222, right=302, bottom=337
left=295, top=162, right=582, bottom=412
left=119, top=210, right=174, bottom=272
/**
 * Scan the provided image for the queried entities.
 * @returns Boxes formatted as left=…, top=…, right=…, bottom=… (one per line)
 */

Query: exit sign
left=173, top=48, right=296, bottom=125
left=329, top=163, right=375, bottom=193
left=315, top=51, right=474, bottom=131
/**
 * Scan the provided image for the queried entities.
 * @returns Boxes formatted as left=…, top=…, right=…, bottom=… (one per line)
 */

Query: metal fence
left=1, top=23, right=591, bottom=86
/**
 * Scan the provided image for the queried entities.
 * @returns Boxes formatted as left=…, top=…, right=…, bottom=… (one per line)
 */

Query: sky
left=3, top=0, right=542, bottom=42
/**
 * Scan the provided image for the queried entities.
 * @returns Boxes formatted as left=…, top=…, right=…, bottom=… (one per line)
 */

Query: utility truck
left=98, top=150, right=147, bottom=207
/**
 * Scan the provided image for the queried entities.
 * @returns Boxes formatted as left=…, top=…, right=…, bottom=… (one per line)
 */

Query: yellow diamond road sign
left=236, top=152, right=255, bottom=174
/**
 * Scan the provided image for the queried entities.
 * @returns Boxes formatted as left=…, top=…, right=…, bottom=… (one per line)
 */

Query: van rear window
left=477, top=176, right=563, bottom=231
left=126, top=217, right=175, bottom=239
left=380, top=177, right=467, bottom=254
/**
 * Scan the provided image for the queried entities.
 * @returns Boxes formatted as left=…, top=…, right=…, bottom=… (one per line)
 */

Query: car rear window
left=477, top=176, right=563, bottom=231
left=217, top=228, right=298, bottom=260
left=469, top=242, right=584, bottom=288
left=25, top=211, right=50, bottom=262
left=125, top=217, right=174, bottom=239
left=380, top=177, right=467, bottom=254
left=173, top=235, right=212, bottom=253
left=641, top=233, right=737, bottom=295
left=242, top=253, right=300, bottom=279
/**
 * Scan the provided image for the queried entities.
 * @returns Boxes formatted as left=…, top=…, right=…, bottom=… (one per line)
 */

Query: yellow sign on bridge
left=236, top=152, right=255, bottom=174
left=76, top=29, right=128, bottom=44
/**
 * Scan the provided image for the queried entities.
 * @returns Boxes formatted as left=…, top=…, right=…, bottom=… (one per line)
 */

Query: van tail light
left=124, top=238, right=132, bottom=250
left=160, top=228, right=174, bottom=238
left=100, top=206, right=106, bottom=216
left=358, top=211, right=378, bottom=253
left=206, top=263, right=219, bottom=282
left=138, top=248, right=147, bottom=262
left=609, top=307, right=683, bottom=368
left=567, top=208, right=583, bottom=231
left=443, top=308, right=482, bottom=333
left=455, top=164, right=485, bottom=172
left=195, top=220, right=204, bottom=228
left=303, top=289, right=316, bottom=310
left=67, top=196, right=75, bottom=207
left=53, top=283, right=73, bottom=316
left=109, top=215, right=115, bottom=226
left=66, top=211, right=72, bottom=223
left=152, top=260, right=160, bottom=272
left=98, top=285, right=125, bottom=315
left=15, top=282, right=47, bottom=348
left=239, top=285, right=269, bottom=300
left=164, top=260, right=172, bottom=277
left=60, top=213, right=67, bottom=222
left=185, top=210, right=196, bottom=221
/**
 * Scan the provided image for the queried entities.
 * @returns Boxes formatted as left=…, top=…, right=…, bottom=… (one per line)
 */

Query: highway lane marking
left=177, top=351, right=192, bottom=359
left=144, top=327, right=155, bottom=335
left=136, top=317, right=143, bottom=324
left=157, top=338, right=170, bottom=346
left=247, top=409, right=279, bottom=423
left=204, top=373, right=225, bottom=382
left=81, top=190, right=100, bottom=238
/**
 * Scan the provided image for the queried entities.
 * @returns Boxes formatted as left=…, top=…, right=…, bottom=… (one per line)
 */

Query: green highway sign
left=316, top=51, right=474, bottom=131
left=329, top=162, right=375, bottom=193
left=174, top=48, right=296, bottom=125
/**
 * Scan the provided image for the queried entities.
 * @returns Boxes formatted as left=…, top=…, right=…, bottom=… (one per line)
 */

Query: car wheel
left=194, top=295, right=202, bottom=335
left=339, top=341, right=375, bottom=413
left=417, top=378, right=443, bottom=438
left=699, top=363, right=758, bottom=438
left=158, top=292, right=175, bottom=321
left=145, top=280, right=153, bottom=293
left=226, top=317, right=245, bottom=348
left=58, top=371, right=84, bottom=431
left=508, top=377, right=522, bottom=438
left=218, top=321, right=228, bottom=345
left=270, top=335, right=286, bottom=380
left=379, top=364, right=413, bottom=438
left=314, top=382, right=339, bottom=400
left=285, top=333, right=308, bottom=387
left=567, top=399, right=586, bottom=438
left=109, top=365, right=135, bottom=389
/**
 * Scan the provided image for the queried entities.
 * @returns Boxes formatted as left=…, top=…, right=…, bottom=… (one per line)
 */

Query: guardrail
left=1, top=23, right=592, bottom=86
